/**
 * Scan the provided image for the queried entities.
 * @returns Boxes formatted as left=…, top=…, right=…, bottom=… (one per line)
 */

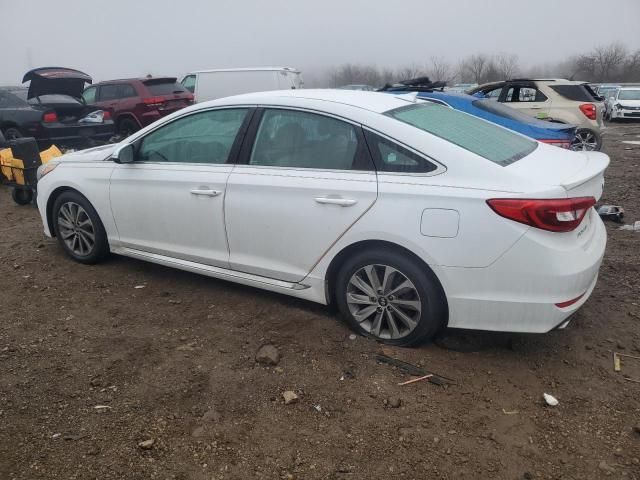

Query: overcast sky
left=1, top=0, right=639, bottom=85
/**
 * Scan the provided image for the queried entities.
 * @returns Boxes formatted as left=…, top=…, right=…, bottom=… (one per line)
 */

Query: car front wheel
left=52, top=191, right=109, bottom=264
left=335, top=249, right=447, bottom=346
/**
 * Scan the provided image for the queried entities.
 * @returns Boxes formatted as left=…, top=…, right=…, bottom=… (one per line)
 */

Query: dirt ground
left=1, top=123, right=640, bottom=480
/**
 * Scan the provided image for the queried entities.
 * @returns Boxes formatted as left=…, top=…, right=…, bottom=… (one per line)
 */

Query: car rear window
left=386, top=103, right=537, bottom=166
left=28, top=94, right=82, bottom=105
left=144, top=80, right=188, bottom=96
left=548, top=84, right=597, bottom=102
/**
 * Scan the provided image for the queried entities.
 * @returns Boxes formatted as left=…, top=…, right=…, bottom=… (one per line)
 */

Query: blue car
left=383, top=88, right=576, bottom=149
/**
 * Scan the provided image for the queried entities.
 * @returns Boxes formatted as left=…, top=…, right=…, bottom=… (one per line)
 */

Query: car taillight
left=486, top=197, right=596, bottom=232
left=102, top=110, right=111, bottom=120
left=42, top=112, right=58, bottom=123
left=540, top=139, right=571, bottom=149
left=579, top=103, right=597, bottom=120
left=143, top=96, right=164, bottom=107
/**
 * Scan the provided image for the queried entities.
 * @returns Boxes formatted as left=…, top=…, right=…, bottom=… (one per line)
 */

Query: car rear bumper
left=440, top=211, right=606, bottom=333
left=35, top=123, right=115, bottom=148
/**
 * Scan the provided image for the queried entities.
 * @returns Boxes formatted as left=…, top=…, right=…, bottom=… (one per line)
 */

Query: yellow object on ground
left=40, top=145, right=63, bottom=164
left=0, top=148, right=15, bottom=181
left=10, top=157, right=25, bottom=185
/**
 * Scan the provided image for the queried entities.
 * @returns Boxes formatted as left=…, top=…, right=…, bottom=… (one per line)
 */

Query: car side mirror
left=112, top=144, right=134, bottom=164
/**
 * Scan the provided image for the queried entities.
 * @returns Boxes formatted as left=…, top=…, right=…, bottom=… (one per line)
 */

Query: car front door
left=224, top=108, right=378, bottom=283
left=500, top=84, right=552, bottom=119
left=109, top=107, right=251, bottom=267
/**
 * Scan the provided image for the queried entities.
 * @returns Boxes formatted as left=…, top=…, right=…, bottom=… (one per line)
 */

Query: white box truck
left=181, top=67, right=303, bottom=103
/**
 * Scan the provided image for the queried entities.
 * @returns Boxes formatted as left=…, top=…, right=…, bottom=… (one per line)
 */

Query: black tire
left=117, top=118, right=139, bottom=138
left=11, top=188, right=33, bottom=205
left=335, top=248, right=447, bottom=347
left=52, top=191, right=109, bottom=264
left=3, top=127, right=22, bottom=140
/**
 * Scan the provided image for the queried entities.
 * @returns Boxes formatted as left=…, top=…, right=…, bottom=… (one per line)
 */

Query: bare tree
left=429, top=56, right=453, bottom=83
left=494, top=53, right=519, bottom=79
left=394, top=63, right=428, bottom=83
left=576, top=42, right=627, bottom=81
left=462, top=54, right=489, bottom=84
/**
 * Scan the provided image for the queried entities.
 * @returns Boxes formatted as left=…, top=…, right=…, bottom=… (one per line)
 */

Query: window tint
left=82, top=87, right=97, bottom=104
left=182, top=75, right=196, bottom=93
left=249, top=109, right=362, bottom=170
left=120, top=84, right=137, bottom=98
left=504, top=86, right=547, bottom=102
left=483, top=87, right=502, bottom=100
left=549, top=84, right=594, bottom=102
left=137, top=108, right=248, bottom=164
left=144, top=80, right=187, bottom=95
left=365, top=131, right=437, bottom=173
left=99, top=84, right=122, bottom=101
left=386, top=103, right=537, bottom=166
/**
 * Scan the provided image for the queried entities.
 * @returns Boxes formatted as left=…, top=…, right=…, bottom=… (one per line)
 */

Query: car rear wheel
left=3, top=127, right=22, bottom=140
left=52, top=191, right=109, bottom=264
left=571, top=129, right=601, bottom=151
left=117, top=118, right=139, bottom=138
left=11, top=188, right=33, bottom=205
left=335, top=249, right=447, bottom=346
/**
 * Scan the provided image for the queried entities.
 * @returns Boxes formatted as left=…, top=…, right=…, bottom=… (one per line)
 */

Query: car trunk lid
left=507, top=146, right=609, bottom=200
left=142, top=77, right=193, bottom=112
left=23, top=67, right=92, bottom=100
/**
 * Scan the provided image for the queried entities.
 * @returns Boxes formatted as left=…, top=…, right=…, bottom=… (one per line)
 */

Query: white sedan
left=36, top=90, right=608, bottom=346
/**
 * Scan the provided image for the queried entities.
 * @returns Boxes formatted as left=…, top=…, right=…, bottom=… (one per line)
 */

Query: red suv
left=82, top=77, right=193, bottom=137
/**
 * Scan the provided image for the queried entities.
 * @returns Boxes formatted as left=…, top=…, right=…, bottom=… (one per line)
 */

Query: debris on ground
left=384, top=397, right=401, bottom=408
left=255, top=344, right=281, bottom=365
left=398, top=374, right=433, bottom=386
left=282, top=391, right=299, bottom=405
left=619, top=220, right=640, bottom=231
left=597, top=205, right=624, bottom=222
left=543, top=393, right=559, bottom=407
left=138, top=439, right=155, bottom=450
left=375, top=354, right=453, bottom=385
left=502, top=409, right=519, bottom=415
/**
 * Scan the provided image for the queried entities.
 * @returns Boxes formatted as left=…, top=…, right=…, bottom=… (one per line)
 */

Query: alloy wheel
left=346, top=264, right=422, bottom=340
left=57, top=202, right=96, bottom=256
left=571, top=130, right=598, bottom=151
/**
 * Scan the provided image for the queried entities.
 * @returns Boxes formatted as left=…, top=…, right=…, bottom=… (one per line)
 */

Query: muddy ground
left=1, top=123, right=640, bottom=480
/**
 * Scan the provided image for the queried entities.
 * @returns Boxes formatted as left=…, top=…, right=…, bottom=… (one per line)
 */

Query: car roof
left=203, top=89, right=415, bottom=114
left=94, top=77, right=177, bottom=85
left=619, top=86, right=640, bottom=90
left=189, top=67, right=300, bottom=74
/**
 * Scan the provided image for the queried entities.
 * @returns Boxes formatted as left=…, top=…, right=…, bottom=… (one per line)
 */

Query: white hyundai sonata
left=36, top=90, right=608, bottom=346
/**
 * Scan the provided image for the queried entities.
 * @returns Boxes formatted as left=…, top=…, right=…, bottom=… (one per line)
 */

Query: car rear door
left=109, top=107, right=252, bottom=267
left=224, top=107, right=378, bottom=283
left=499, top=83, right=552, bottom=120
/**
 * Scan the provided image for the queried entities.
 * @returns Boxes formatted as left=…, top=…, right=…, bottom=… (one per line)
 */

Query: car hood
left=56, top=144, right=117, bottom=163
left=22, top=67, right=92, bottom=100
left=619, top=99, right=640, bottom=107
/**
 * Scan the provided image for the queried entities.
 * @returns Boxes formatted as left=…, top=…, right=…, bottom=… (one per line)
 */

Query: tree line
left=322, top=42, right=640, bottom=88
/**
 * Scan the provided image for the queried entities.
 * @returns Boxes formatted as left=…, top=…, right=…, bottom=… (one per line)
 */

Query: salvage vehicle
left=380, top=83, right=576, bottom=148
left=0, top=67, right=114, bottom=149
left=608, top=87, right=640, bottom=120
left=36, top=90, right=608, bottom=346
left=181, top=67, right=303, bottom=103
left=83, top=77, right=194, bottom=137
left=468, top=79, right=605, bottom=151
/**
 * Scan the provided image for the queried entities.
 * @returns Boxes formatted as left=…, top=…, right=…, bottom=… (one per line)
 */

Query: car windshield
left=386, top=102, right=537, bottom=166
left=618, top=90, right=640, bottom=100
left=144, top=80, right=188, bottom=95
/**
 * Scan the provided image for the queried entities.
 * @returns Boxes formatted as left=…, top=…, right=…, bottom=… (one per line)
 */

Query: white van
left=181, top=67, right=303, bottom=103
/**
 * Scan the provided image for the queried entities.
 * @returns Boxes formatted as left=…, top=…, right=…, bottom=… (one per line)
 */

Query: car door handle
left=190, top=189, right=221, bottom=197
left=314, top=196, right=357, bottom=207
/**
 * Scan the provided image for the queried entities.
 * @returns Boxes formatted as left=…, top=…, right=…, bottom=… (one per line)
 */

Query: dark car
left=82, top=77, right=194, bottom=137
left=0, top=67, right=115, bottom=149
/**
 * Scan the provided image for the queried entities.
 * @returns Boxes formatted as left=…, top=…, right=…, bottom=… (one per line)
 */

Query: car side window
left=82, top=87, right=97, bottom=104
left=120, top=84, right=137, bottom=98
left=137, top=108, right=248, bottom=164
left=99, top=84, right=122, bottom=101
left=364, top=131, right=437, bottom=174
left=504, top=86, right=547, bottom=102
left=483, top=87, right=502, bottom=101
left=249, top=109, right=362, bottom=170
left=182, top=75, right=196, bottom=93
